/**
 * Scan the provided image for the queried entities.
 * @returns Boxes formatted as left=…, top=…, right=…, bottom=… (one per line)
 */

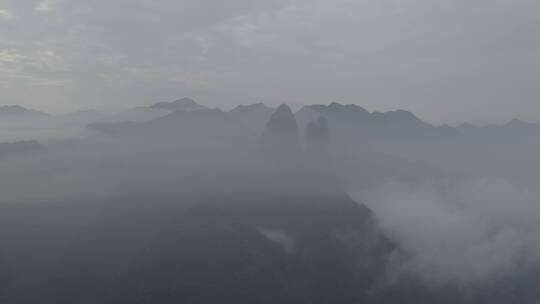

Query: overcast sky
left=0, top=0, right=539, bottom=124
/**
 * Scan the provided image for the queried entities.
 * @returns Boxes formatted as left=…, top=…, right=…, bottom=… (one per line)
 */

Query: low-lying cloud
left=355, top=178, right=540, bottom=285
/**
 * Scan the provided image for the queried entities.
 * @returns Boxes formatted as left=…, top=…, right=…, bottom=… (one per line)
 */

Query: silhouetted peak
left=274, top=104, right=294, bottom=116
left=306, top=103, right=370, bottom=120
left=176, top=97, right=196, bottom=103
left=383, top=109, right=422, bottom=122
left=231, top=103, right=273, bottom=113
left=329, top=102, right=369, bottom=113
left=506, top=118, right=531, bottom=128
left=0, top=105, right=49, bottom=118
left=0, top=105, right=27, bottom=112
left=160, top=107, right=226, bottom=121
left=502, top=119, right=540, bottom=134
left=149, top=98, right=206, bottom=112
left=261, top=104, right=301, bottom=155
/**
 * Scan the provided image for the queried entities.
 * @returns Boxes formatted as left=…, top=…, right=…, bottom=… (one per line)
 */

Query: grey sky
left=0, top=0, right=539, bottom=124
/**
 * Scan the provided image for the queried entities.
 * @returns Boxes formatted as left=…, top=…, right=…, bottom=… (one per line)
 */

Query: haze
left=1, top=1, right=540, bottom=304
left=1, top=0, right=540, bottom=124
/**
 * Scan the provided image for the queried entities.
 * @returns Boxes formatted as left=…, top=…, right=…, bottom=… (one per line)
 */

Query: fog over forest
left=1, top=98, right=540, bottom=303
left=2, top=0, right=540, bottom=302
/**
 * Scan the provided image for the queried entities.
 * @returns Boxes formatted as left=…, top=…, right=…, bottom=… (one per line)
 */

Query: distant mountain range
left=230, top=103, right=275, bottom=135
left=296, top=103, right=459, bottom=143
left=4, top=99, right=540, bottom=144
left=86, top=99, right=540, bottom=145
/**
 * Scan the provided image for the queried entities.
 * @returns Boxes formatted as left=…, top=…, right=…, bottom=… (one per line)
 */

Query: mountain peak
left=507, top=118, right=529, bottom=127
left=149, top=98, right=206, bottom=112
left=302, top=103, right=370, bottom=122
left=382, top=109, right=422, bottom=122
left=261, top=104, right=301, bottom=155
left=0, top=105, right=32, bottom=113
left=274, top=104, right=294, bottom=116
left=1, top=105, right=24, bottom=110
left=328, top=102, right=368, bottom=112
left=173, top=97, right=197, bottom=105
left=231, top=103, right=273, bottom=113
left=230, top=103, right=275, bottom=135
left=504, top=119, right=540, bottom=132
left=0, top=105, right=49, bottom=118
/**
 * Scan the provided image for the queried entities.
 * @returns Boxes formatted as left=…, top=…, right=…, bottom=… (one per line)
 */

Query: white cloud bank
left=355, top=178, right=540, bottom=285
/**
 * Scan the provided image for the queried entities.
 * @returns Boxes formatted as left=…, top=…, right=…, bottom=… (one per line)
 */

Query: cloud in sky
left=0, top=0, right=539, bottom=122
left=34, top=0, right=63, bottom=13
left=0, top=8, right=14, bottom=20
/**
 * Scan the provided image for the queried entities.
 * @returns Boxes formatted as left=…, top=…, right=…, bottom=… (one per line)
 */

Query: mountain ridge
left=0, top=105, right=50, bottom=119
left=147, top=97, right=208, bottom=112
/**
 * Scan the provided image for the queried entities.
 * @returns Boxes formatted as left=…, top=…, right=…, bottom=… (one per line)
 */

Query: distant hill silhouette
left=89, top=107, right=252, bottom=145
left=457, top=119, right=540, bottom=142
left=93, top=98, right=207, bottom=125
left=148, top=97, right=208, bottom=112
left=88, top=100, right=540, bottom=145
left=296, top=103, right=459, bottom=143
left=261, top=104, right=302, bottom=155
left=2, top=100, right=540, bottom=144
left=1, top=99, right=537, bottom=146
left=0, top=105, right=50, bottom=121
left=230, top=103, right=275, bottom=135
